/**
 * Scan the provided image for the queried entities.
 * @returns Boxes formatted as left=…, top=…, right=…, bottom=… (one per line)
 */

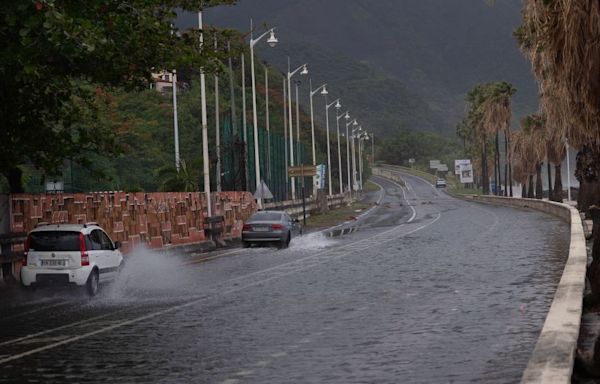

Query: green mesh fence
left=221, top=116, right=306, bottom=202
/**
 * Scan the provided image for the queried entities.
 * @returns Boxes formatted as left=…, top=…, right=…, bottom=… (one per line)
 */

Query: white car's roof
left=30, top=224, right=101, bottom=233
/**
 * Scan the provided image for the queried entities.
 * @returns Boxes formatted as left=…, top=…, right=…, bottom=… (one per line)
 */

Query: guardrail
left=376, top=165, right=586, bottom=384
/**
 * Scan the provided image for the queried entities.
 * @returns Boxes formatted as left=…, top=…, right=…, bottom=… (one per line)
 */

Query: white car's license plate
left=42, top=259, right=66, bottom=267
left=254, top=226, right=269, bottom=232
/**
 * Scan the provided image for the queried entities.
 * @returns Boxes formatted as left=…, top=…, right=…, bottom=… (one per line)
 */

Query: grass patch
left=304, top=201, right=373, bottom=229
left=362, top=180, right=380, bottom=193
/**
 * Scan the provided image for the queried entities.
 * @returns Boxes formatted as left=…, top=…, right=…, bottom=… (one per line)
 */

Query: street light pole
left=287, top=59, right=308, bottom=200
left=172, top=69, right=180, bottom=171
left=347, top=119, right=357, bottom=196
left=325, top=99, right=341, bottom=197
left=241, top=52, right=248, bottom=191
left=336, top=110, right=351, bottom=196
left=265, top=64, right=271, bottom=185
left=350, top=123, right=360, bottom=193
left=295, top=80, right=300, bottom=164
left=249, top=21, right=278, bottom=209
left=198, top=11, right=212, bottom=217
left=309, top=80, right=328, bottom=166
left=566, top=139, right=571, bottom=201
left=214, top=35, right=221, bottom=192
left=283, top=77, right=289, bottom=200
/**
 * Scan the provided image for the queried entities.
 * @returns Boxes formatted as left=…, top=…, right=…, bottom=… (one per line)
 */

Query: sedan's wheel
left=86, top=269, right=99, bottom=297
left=279, top=234, right=291, bottom=249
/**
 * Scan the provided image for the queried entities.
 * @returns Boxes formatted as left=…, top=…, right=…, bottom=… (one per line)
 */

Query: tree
left=516, top=0, right=600, bottom=213
left=0, top=0, right=235, bottom=192
left=463, top=82, right=516, bottom=195
left=156, top=159, right=200, bottom=192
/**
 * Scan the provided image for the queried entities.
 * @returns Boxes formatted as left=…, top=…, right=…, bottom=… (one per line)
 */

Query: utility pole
left=198, top=11, right=212, bottom=217
left=214, top=35, right=221, bottom=192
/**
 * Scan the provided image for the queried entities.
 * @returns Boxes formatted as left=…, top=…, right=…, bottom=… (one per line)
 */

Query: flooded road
left=0, top=172, right=569, bottom=383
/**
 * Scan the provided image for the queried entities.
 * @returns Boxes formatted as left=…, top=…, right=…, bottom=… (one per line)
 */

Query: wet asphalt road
left=0, top=172, right=569, bottom=383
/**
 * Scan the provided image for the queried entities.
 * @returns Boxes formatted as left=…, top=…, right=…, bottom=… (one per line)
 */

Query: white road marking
left=271, top=352, right=288, bottom=358
left=234, top=370, right=254, bottom=376
left=0, top=311, right=122, bottom=347
left=1, top=301, right=69, bottom=322
left=382, top=177, right=417, bottom=223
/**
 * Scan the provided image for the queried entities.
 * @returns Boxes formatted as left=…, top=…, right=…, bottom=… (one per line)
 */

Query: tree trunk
left=528, top=175, right=534, bottom=198
left=586, top=207, right=600, bottom=299
left=521, top=182, right=527, bottom=198
left=495, top=131, right=501, bottom=196
left=504, top=131, right=508, bottom=196
left=482, top=143, right=489, bottom=195
left=547, top=161, right=553, bottom=201
left=552, top=164, right=563, bottom=202
left=576, top=145, right=600, bottom=215
left=535, top=163, right=543, bottom=199
left=7, top=167, right=24, bottom=193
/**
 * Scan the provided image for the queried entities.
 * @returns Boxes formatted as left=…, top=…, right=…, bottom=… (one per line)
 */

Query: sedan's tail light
left=79, top=233, right=89, bottom=266
left=242, top=224, right=252, bottom=231
left=22, top=235, right=31, bottom=266
left=271, top=224, right=284, bottom=231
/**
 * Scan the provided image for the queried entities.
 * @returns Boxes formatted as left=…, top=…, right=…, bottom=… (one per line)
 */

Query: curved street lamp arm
left=251, top=27, right=276, bottom=47
left=326, top=98, right=341, bottom=109
left=310, top=83, right=327, bottom=97
left=288, top=63, right=308, bottom=78
left=337, top=110, right=350, bottom=121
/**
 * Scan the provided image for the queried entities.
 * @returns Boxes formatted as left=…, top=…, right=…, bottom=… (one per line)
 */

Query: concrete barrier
left=459, top=195, right=586, bottom=384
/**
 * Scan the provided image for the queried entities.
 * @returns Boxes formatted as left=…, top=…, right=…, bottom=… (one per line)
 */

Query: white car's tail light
left=22, top=235, right=31, bottom=266
left=79, top=233, right=89, bottom=266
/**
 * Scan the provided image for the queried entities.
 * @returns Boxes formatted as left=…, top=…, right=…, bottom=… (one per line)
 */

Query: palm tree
left=481, top=82, right=517, bottom=195
left=155, top=159, right=200, bottom=192
left=516, top=0, right=600, bottom=212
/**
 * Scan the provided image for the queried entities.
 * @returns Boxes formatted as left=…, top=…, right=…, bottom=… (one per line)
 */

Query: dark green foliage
left=377, top=128, right=463, bottom=168
left=0, top=0, right=234, bottom=192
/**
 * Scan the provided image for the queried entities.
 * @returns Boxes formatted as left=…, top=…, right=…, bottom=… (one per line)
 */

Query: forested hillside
left=191, top=0, right=538, bottom=135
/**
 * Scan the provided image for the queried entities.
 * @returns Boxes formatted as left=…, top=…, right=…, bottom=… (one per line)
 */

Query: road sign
left=288, top=165, right=317, bottom=177
left=429, top=160, right=440, bottom=169
left=459, top=164, right=474, bottom=183
left=253, top=180, right=274, bottom=199
left=437, top=164, right=448, bottom=172
left=409, top=158, right=415, bottom=164
left=314, top=164, right=326, bottom=189
left=454, top=159, right=471, bottom=175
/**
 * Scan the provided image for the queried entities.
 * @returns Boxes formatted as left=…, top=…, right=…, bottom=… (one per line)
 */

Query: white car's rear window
left=30, top=231, right=80, bottom=252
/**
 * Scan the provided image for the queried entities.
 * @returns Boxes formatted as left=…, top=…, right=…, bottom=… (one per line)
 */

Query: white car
left=20, top=223, right=124, bottom=296
left=435, top=178, right=447, bottom=188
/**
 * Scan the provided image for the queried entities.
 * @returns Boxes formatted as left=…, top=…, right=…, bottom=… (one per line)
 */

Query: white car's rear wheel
left=86, top=269, right=99, bottom=296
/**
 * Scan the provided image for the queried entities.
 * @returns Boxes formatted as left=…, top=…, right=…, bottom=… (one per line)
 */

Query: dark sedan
left=242, top=211, right=302, bottom=249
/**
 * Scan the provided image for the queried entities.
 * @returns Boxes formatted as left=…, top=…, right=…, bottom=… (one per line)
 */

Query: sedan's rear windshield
left=250, top=212, right=282, bottom=221
left=30, top=231, right=80, bottom=252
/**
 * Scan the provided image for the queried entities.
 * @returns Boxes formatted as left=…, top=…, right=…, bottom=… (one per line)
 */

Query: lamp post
left=325, top=99, right=342, bottom=196
left=566, top=139, right=571, bottom=201
left=358, top=131, right=369, bottom=191
left=309, top=80, right=328, bottom=166
left=287, top=59, right=308, bottom=200
left=172, top=69, right=180, bottom=171
left=214, top=35, right=221, bottom=192
left=351, top=123, right=361, bottom=193
left=249, top=21, right=278, bottom=209
left=336, top=110, right=350, bottom=195
left=347, top=119, right=358, bottom=195
left=265, top=64, right=271, bottom=185
left=198, top=11, right=211, bottom=217
left=283, top=76, right=289, bottom=200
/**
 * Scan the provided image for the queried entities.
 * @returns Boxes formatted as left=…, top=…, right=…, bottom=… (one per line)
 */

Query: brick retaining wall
left=9, top=191, right=256, bottom=253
